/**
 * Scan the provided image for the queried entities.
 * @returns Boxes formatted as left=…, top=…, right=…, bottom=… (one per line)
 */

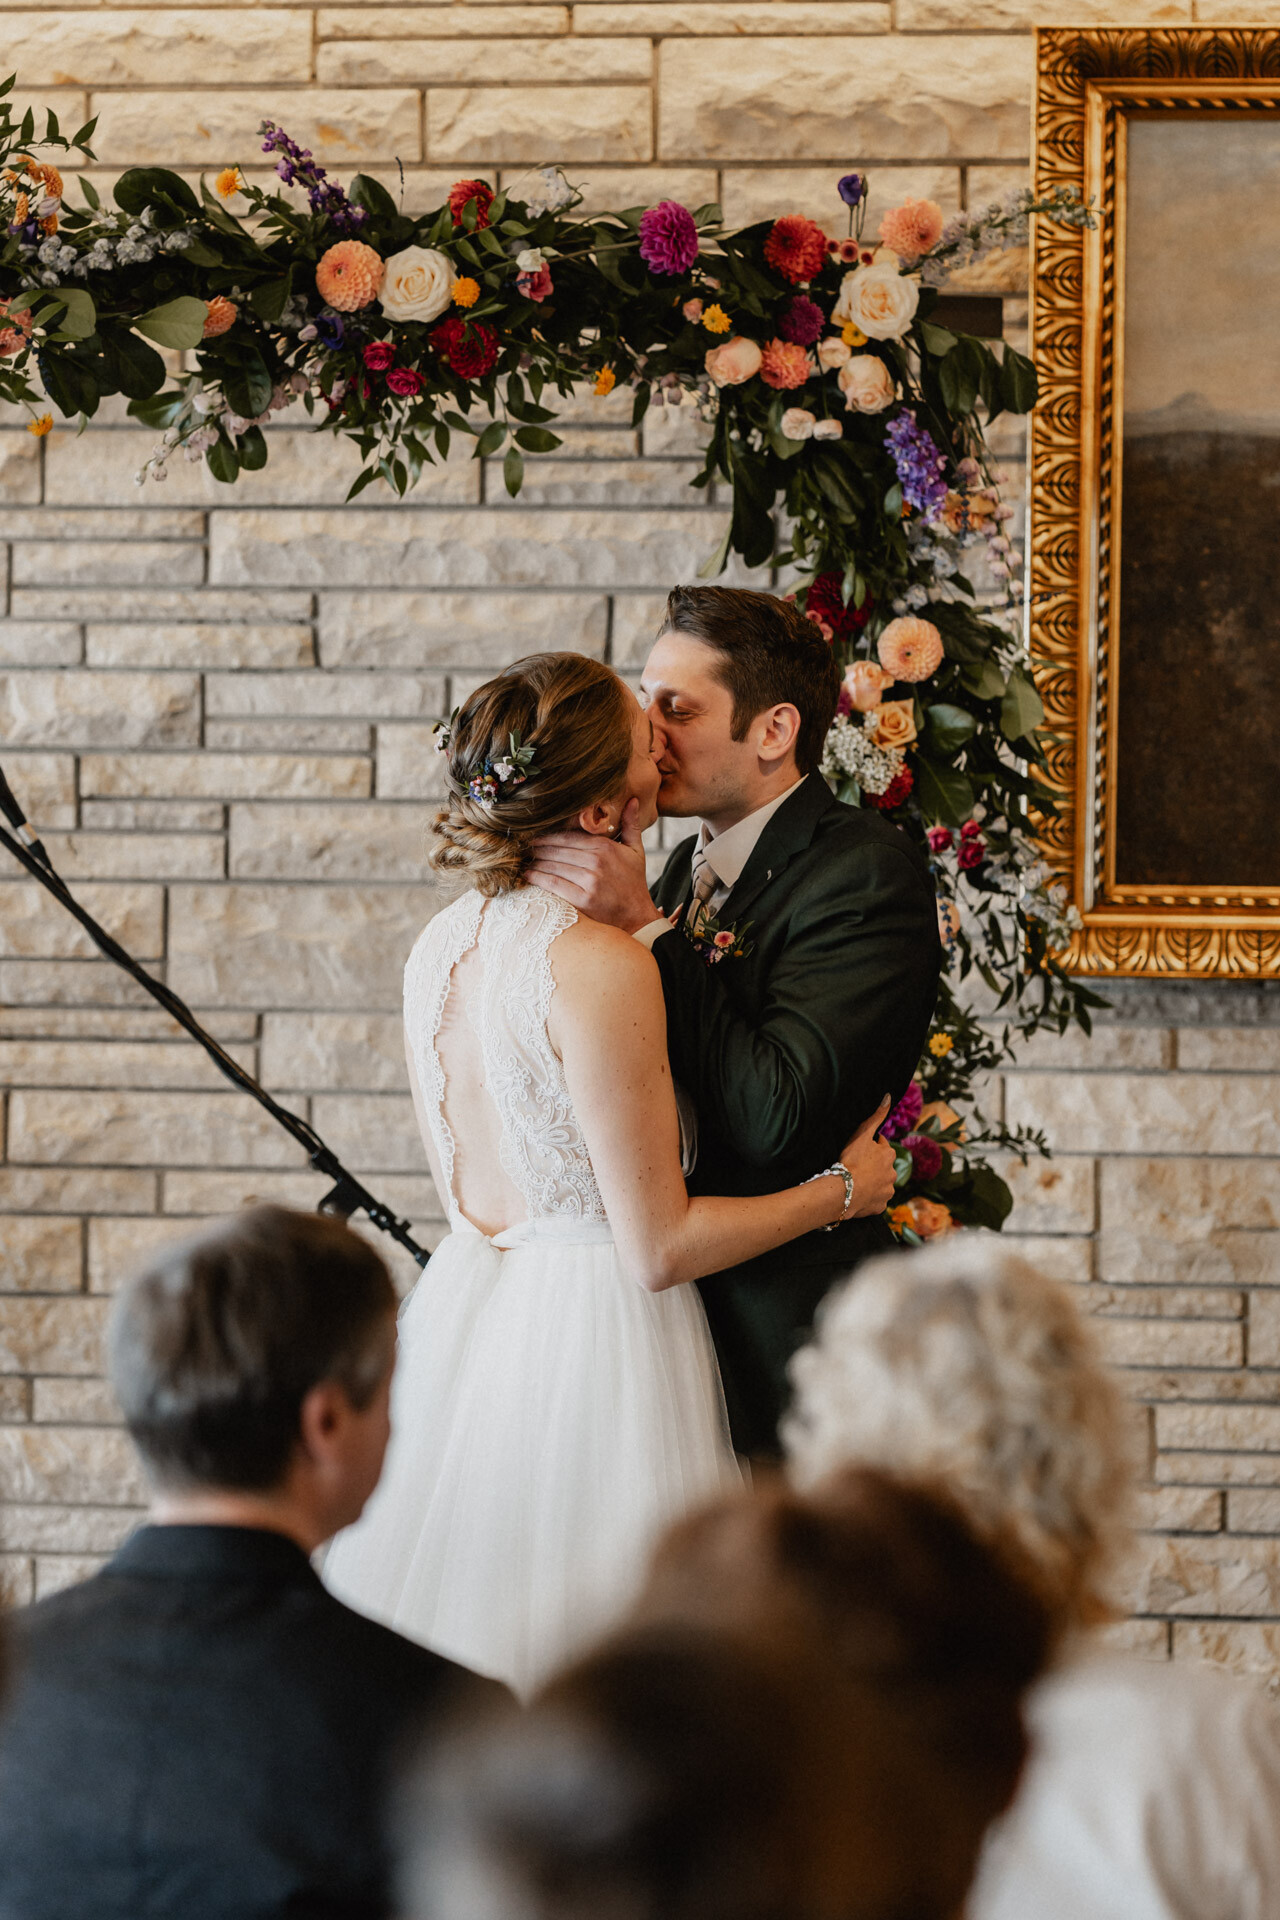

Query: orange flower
left=889, top=1203, right=914, bottom=1233
left=759, top=337, right=812, bottom=391
left=594, top=367, right=616, bottom=397
left=202, top=296, right=238, bottom=339
left=33, top=160, right=63, bottom=197
left=315, top=239, right=384, bottom=313
left=877, top=615, right=944, bottom=684
left=877, top=197, right=945, bottom=262
left=26, top=413, right=52, bottom=437
left=13, top=190, right=28, bottom=225
left=0, top=298, right=34, bottom=357
left=452, top=276, right=480, bottom=309
left=702, top=303, right=731, bottom=334
left=213, top=167, right=244, bottom=200
left=763, top=214, right=828, bottom=285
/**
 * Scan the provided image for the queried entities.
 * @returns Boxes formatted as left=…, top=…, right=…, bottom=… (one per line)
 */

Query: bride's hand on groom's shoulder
left=526, top=798, right=660, bottom=934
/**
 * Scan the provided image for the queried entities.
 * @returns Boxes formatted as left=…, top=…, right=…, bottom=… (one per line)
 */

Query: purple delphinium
left=777, top=295, right=825, bottom=346
left=882, top=1080, right=924, bottom=1142
left=885, top=410, right=949, bottom=520
left=638, top=200, right=699, bottom=277
left=904, top=1133, right=944, bottom=1183
left=838, top=172, right=866, bottom=208
left=259, top=121, right=367, bottom=234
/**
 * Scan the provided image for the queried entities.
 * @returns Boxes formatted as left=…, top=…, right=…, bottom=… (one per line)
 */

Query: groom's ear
left=755, top=702, right=802, bottom=769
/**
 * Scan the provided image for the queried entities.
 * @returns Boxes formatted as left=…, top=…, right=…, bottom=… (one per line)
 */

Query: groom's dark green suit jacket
left=650, top=775, right=941, bottom=1458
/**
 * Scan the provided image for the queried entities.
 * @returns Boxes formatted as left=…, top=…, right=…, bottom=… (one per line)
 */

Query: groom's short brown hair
left=659, top=585, right=841, bottom=775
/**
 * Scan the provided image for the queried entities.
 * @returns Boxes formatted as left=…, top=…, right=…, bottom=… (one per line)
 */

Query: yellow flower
left=594, top=367, right=616, bottom=397
left=26, top=413, right=52, bottom=437
left=452, top=276, right=480, bottom=309
left=888, top=1204, right=914, bottom=1233
left=842, top=322, right=868, bottom=347
left=702, top=303, right=732, bottom=335
left=214, top=167, right=244, bottom=200
left=928, top=1033, right=954, bottom=1058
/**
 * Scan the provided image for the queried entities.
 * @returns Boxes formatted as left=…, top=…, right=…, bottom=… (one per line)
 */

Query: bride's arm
left=549, top=924, right=893, bottom=1293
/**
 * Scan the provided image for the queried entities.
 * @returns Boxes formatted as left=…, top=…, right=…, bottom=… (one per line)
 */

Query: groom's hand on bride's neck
left=526, top=798, right=661, bottom=933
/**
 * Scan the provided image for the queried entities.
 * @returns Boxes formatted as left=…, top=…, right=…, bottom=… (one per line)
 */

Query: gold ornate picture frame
left=1030, top=27, right=1280, bottom=977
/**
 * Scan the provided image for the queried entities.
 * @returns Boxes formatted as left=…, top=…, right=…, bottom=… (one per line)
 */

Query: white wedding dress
left=324, top=885, right=741, bottom=1696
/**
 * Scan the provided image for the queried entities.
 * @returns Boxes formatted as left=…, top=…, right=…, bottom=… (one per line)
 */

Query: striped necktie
left=686, top=848, right=718, bottom=941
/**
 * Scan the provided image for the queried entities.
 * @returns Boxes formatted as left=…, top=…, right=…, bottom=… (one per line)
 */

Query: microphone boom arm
left=0, top=773, right=429, bottom=1270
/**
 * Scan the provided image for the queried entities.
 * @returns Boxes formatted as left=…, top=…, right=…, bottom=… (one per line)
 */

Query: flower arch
left=0, top=83, right=1099, bottom=1236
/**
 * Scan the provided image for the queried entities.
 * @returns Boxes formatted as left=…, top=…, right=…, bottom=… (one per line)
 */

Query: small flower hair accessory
left=432, top=707, right=459, bottom=755
left=466, top=729, right=537, bottom=804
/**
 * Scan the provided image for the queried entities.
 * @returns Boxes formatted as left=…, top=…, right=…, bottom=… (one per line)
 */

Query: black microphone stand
left=0, top=760, right=429, bottom=1269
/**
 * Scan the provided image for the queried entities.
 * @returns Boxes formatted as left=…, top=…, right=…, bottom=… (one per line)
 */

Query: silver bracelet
left=806, top=1162, right=854, bottom=1231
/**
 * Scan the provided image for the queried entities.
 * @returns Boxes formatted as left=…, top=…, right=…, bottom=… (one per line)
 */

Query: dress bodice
left=403, top=887, right=606, bottom=1230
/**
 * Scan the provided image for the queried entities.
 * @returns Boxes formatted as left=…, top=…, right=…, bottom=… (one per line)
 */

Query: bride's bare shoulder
left=550, top=911, right=660, bottom=998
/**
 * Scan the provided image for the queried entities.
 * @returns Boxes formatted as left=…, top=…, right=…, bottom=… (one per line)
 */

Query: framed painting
left=1030, top=27, right=1280, bottom=976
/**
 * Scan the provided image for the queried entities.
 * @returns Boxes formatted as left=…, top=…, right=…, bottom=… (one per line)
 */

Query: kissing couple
left=325, top=584, right=942, bottom=1695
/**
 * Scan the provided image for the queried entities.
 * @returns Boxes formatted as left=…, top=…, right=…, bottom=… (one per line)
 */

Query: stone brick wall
left=4, top=0, right=1280, bottom=1677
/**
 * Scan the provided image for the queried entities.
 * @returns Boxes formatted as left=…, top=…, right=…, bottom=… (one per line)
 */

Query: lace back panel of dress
left=404, top=888, right=606, bottom=1228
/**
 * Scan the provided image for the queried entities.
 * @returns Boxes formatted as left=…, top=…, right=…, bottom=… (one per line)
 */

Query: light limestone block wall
left=4, top=0, right=1280, bottom=1677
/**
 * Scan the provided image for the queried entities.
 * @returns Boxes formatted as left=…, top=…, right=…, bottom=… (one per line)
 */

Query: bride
left=324, top=652, right=895, bottom=1695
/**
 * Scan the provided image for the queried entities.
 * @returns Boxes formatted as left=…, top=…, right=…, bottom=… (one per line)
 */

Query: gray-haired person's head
left=108, top=1204, right=397, bottom=1492
left=784, top=1237, right=1133, bottom=1631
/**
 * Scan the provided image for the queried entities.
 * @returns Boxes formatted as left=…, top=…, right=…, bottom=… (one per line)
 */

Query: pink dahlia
left=877, top=615, right=944, bottom=683
left=883, top=1079, right=924, bottom=1142
left=759, top=337, right=812, bottom=390
left=777, top=295, right=825, bottom=346
left=877, top=196, right=945, bottom=263
left=639, top=200, right=699, bottom=276
left=764, top=215, right=829, bottom=285
left=905, top=1133, right=944, bottom=1183
left=315, top=240, right=384, bottom=312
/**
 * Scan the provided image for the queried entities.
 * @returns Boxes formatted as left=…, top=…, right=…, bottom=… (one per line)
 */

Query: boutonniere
left=677, top=906, right=753, bottom=966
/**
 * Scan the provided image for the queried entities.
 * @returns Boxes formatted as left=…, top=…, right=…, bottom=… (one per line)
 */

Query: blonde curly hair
left=783, top=1237, right=1134, bottom=1631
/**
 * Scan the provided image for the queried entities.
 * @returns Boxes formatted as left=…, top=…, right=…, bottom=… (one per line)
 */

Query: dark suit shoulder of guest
left=0, top=1524, right=481, bottom=1920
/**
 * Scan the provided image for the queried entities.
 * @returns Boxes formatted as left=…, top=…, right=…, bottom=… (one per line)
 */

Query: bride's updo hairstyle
left=430, top=652, right=634, bottom=897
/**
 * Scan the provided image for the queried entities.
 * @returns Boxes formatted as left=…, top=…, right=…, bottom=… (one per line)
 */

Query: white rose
left=780, top=407, right=816, bottom=441
left=812, top=418, right=842, bottom=439
left=831, top=262, right=919, bottom=342
left=515, top=248, right=545, bottom=273
left=379, top=246, right=455, bottom=324
left=817, top=335, right=851, bottom=371
left=838, top=353, right=896, bottom=414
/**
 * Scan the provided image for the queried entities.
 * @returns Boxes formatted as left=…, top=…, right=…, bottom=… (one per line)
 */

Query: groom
left=529, top=584, right=941, bottom=1457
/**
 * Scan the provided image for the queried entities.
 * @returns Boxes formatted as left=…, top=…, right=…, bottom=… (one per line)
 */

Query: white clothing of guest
left=323, top=886, right=740, bottom=1698
left=969, top=1644, right=1280, bottom=1920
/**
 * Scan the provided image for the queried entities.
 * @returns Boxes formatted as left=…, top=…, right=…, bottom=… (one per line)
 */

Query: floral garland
left=0, top=80, right=1102, bottom=1239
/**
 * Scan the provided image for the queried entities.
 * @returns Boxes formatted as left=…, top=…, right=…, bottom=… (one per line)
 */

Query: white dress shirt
left=969, top=1644, right=1280, bottom=1920
left=634, top=776, right=806, bottom=952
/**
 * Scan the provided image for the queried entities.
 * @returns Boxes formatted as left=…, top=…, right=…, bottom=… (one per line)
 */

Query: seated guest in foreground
left=785, top=1238, right=1280, bottom=1920
left=0, top=1205, right=484, bottom=1920
left=633, top=1468, right=1050, bottom=1920
left=402, top=1621, right=865, bottom=1920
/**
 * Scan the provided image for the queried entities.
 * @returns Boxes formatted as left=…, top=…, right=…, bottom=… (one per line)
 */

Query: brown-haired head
left=430, top=653, right=635, bottom=897
left=659, top=585, right=841, bottom=775
left=634, top=1467, right=1053, bottom=1920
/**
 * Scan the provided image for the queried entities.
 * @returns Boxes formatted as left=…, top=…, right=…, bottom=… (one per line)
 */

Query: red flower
left=764, top=215, right=829, bottom=285
left=960, top=818, right=983, bottom=839
left=432, top=314, right=500, bottom=381
left=927, top=826, right=954, bottom=852
left=805, top=571, right=874, bottom=643
left=363, top=341, right=395, bottom=371
left=868, top=768, right=914, bottom=811
left=386, top=365, right=424, bottom=397
left=448, top=178, right=493, bottom=230
left=957, top=838, right=985, bottom=869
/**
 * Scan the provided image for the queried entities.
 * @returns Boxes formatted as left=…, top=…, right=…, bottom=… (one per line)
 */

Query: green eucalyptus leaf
left=206, top=434, right=240, bottom=484
left=924, top=702, right=979, bottom=757
left=78, top=175, right=100, bottom=210
left=503, top=444, right=524, bottom=498
left=514, top=425, right=561, bottom=453
left=914, top=756, right=974, bottom=828
left=1000, top=667, right=1045, bottom=742
left=114, top=166, right=200, bottom=216
left=475, top=420, right=506, bottom=458
left=134, top=296, right=209, bottom=349
left=345, top=465, right=381, bottom=502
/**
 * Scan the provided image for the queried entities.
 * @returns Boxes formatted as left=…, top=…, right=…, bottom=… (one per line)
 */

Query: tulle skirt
left=323, top=1219, right=742, bottom=1697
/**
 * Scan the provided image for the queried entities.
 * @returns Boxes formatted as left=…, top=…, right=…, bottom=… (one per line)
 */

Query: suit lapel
left=720, top=776, right=840, bottom=926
